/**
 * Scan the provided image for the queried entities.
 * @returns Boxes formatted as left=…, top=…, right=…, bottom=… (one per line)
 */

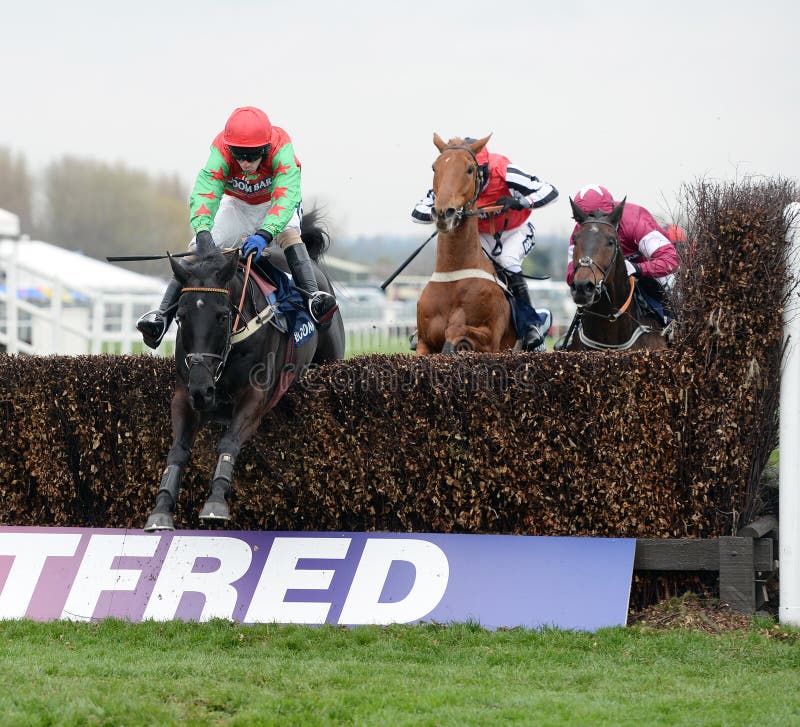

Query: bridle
left=178, top=286, right=233, bottom=383
left=572, top=218, right=635, bottom=321
left=434, top=144, right=486, bottom=224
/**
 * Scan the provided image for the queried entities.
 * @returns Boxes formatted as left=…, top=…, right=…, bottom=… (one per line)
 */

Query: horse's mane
left=180, top=244, right=232, bottom=284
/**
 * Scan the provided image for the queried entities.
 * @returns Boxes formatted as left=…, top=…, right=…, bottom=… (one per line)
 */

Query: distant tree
left=0, top=147, right=34, bottom=234
left=40, top=157, right=191, bottom=277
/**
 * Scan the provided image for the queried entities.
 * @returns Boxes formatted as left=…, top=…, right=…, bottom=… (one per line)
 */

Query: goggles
left=228, top=145, right=269, bottom=162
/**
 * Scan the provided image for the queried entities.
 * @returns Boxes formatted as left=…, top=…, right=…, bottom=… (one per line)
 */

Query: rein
left=233, top=254, right=253, bottom=333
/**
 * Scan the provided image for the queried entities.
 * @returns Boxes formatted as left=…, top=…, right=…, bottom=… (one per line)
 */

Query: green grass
left=2, top=620, right=800, bottom=726
left=345, top=336, right=413, bottom=358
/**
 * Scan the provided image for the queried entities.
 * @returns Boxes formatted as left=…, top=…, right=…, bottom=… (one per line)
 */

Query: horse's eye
left=217, top=312, right=229, bottom=325
left=466, top=166, right=474, bottom=175
left=608, top=237, right=617, bottom=246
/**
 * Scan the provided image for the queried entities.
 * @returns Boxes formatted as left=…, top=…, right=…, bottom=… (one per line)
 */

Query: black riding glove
left=625, top=260, right=643, bottom=278
left=496, top=196, right=526, bottom=212
left=195, top=230, right=214, bottom=248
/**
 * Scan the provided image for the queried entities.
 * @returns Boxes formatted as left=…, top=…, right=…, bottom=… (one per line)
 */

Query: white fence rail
left=0, top=243, right=165, bottom=355
left=1, top=248, right=577, bottom=358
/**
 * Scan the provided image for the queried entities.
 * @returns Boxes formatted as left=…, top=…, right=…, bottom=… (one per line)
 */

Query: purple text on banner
left=0, top=528, right=635, bottom=631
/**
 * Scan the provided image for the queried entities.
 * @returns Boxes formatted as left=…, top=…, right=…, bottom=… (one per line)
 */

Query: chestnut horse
left=415, top=134, right=516, bottom=354
left=566, top=198, right=669, bottom=351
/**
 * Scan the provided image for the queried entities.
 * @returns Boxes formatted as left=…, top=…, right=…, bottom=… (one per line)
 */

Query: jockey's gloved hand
left=195, top=230, right=214, bottom=248
left=496, top=196, right=526, bottom=212
left=241, top=230, right=273, bottom=261
left=625, top=259, right=643, bottom=278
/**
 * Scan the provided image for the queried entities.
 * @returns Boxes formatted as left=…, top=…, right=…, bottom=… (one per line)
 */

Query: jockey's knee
left=276, top=227, right=302, bottom=250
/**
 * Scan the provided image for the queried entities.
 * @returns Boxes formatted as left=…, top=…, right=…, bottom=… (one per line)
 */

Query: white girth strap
left=230, top=307, right=277, bottom=345
left=578, top=323, right=654, bottom=351
left=429, top=268, right=508, bottom=293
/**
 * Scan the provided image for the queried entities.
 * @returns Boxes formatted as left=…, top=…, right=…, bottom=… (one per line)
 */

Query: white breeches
left=190, top=195, right=302, bottom=250
left=479, top=222, right=536, bottom=273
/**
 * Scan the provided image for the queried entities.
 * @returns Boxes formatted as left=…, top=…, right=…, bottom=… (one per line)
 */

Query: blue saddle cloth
left=635, top=278, right=671, bottom=326
left=256, top=258, right=316, bottom=346
left=506, top=291, right=549, bottom=339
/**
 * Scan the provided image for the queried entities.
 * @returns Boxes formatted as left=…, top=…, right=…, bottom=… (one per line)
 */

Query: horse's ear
left=433, top=132, right=446, bottom=152
left=570, top=197, right=589, bottom=224
left=221, top=249, right=240, bottom=283
left=468, top=134, right=492, bottom=156
left=169, top=253, right=189, bottom=285
left=609, top=197, right=626, bottom=227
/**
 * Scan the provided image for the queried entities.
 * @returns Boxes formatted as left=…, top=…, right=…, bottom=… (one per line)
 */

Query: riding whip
left=106, top=249, right=239, bottom=262
left=380, top=230, right=438, bottom=290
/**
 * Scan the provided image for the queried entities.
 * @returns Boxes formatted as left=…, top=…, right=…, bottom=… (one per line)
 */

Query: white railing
left=0, top=243, right=166, bottom=355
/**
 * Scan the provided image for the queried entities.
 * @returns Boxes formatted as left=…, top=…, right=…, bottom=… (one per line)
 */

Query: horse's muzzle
left=433, top=208, right=459, bottom=232
left=189, top=383, right=216, bottom=412
left=187, top=366, right=217, bottom=411
left=570, top=278, right=600, bottom=306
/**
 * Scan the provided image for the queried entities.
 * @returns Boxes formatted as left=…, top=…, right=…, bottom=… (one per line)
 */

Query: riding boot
left=137, top=278, right=182, bottom=349
left=285, top=243, right=338, bottom=327
left=507, top=272, right=549, bottom=352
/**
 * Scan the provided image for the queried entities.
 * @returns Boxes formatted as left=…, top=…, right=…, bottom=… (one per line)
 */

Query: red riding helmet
left=665, top=224, right=687, bottom=243
left=223, top=106, right=272, bottom=148
left=573, top=184, right=615, bottom=215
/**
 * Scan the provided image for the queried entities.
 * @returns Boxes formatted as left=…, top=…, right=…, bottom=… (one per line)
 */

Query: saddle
left=237, top=258, right=316, bottom=347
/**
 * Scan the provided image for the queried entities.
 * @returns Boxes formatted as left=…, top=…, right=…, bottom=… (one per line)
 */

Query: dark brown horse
left=415, top=134, right=516, bottom=354
left=566, top=198, right=669, bottom=351
left=144, top=212, right=345, bottom=531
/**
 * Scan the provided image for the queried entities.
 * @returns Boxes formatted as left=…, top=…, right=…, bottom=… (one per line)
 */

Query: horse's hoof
left=199, top=500, right=231, bottom=522
left=144, top=512, right=175, bottom=532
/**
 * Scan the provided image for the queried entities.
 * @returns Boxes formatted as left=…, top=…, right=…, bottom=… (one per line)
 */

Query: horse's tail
left=300, top=207, right=331, bottom=262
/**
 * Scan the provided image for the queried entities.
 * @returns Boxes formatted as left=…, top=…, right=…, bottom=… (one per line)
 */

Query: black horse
left=144, top=211, right=345, bottom=531
left=565, top=198, right=669, bottom=351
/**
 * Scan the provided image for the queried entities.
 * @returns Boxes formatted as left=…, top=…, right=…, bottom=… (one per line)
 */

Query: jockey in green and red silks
left=137, top=106, right=337, bottom=349
left=189, top=117, right=302, bottom=244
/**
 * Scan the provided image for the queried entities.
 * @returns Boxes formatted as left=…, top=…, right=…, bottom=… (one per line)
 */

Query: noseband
left=179, top=286, right=233, bottom=383
left=435, top=144, right=486, bottom=223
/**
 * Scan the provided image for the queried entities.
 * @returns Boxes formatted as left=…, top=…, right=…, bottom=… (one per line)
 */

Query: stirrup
left=309, top=291, right=338, bottom=326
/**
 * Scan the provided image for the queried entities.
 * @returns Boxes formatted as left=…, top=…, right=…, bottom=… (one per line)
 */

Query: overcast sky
left=2, top=1, right=797, bottom=243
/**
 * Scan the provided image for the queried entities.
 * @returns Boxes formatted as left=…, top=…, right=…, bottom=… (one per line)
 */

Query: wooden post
left=718, top=536, right=756, bottom=614
left=634, top=537, right=775, bottom=614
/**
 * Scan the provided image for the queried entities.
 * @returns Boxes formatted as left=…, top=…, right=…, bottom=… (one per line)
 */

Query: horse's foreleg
left=144, top=386, right=200, bottom=532
left=199, top=387, right=266, bottom=523
left=415, top=339, right=434, bottom=355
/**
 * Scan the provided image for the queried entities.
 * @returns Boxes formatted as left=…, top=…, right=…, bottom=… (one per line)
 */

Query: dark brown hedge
left=1, top=178, right=797, bottom=536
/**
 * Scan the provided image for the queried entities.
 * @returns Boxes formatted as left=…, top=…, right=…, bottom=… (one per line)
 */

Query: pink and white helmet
left=573, top=184, right=615, bottom=215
